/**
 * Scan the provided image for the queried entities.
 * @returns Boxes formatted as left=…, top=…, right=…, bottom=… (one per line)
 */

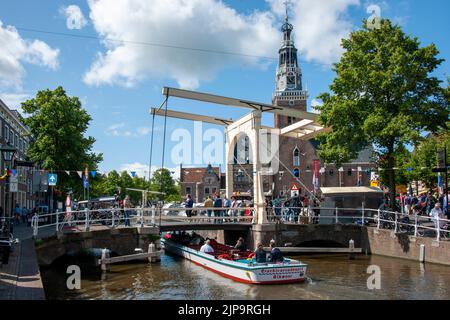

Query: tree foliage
left=316, top=19, right=449, bottom=205
left=21, top=86, right=103, bottom=199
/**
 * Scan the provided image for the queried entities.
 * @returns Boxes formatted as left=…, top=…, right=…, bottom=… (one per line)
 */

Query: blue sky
left=0, top=0, right=449, bottom=179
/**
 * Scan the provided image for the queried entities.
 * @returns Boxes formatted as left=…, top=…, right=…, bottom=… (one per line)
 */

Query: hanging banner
left=77, top=171, right=82, bottom=178
left=130, top=171, right=136, bottom=177
left=313, top=159, right=319, bottom=194
left=91, top=171, right=96, bottom=178
left=65, top=171, right=70, bottom=176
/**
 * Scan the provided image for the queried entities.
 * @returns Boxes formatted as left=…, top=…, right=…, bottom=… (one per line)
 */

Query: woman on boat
left=234, top=237, right=246, bottom=251
left=254, top=243, right=267, bottom=263
left=268, top=240, right=284, bottom=263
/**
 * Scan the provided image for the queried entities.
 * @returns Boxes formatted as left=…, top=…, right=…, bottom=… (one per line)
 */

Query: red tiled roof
left=181, top=166, right=220, bottom=183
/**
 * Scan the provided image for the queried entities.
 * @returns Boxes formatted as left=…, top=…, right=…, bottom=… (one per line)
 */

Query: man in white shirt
left=200, top=239, right=214, bottom=254
left=430, top=203, right=444, bottom=232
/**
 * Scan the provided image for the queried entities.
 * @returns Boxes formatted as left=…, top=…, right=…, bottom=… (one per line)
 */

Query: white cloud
left=60, top=5, right=88, bottom=30
left=105, top=123, right=152, bottom=137
left=268, top=0, right=360, bottom=65
left=310, top=98, right=323, bottom=114
left=83, top=0, right=279, bottom=89
left=0, top=20, right=60, bottom=88
left=119, top=162, right=180, bottom=180
left=0, top=92, right=31, bottom=114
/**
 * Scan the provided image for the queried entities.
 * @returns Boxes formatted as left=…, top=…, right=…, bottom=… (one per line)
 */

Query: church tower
left=273, top=9, right=308, bottom=128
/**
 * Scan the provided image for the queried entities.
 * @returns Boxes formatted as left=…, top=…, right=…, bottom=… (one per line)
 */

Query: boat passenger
left=268, top=241, right=284, bottom=263
left=234, top=237, right=246, bottom=251
left=200, top=239, right=215, bottom=254
left=254, top=243, right=267, bottom=263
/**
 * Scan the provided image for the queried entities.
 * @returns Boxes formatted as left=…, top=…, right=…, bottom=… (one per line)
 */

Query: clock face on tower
left=287, top=72, right=296, bottom=89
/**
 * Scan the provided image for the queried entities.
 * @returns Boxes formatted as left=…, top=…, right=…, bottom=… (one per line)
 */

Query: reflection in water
left=41, top=253, right=450, bottom=300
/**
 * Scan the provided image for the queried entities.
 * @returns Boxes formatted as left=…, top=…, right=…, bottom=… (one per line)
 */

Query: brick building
left=0, top=99, right=34, bottom=212
left=179, top=164, right=225, bottom=202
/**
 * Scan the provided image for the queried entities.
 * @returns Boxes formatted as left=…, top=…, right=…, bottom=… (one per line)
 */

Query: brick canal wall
left=364, top=227, right=450, bottom=266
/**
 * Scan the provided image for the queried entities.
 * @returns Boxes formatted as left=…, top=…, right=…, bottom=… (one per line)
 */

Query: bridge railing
left=28, top=205, right=449, bottom=243
left=29, top=206, right=256, bottom=237
left=266, top=206, right=450, bottom=242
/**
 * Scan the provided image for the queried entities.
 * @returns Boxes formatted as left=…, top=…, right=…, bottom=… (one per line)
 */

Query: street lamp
left=0, top=144, right=17, bottom=234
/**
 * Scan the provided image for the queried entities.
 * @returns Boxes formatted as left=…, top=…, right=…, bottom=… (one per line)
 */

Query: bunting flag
left=91, top=171, right=96, bottom=178
left=130, top=171, right=136, bottom=177
left=65, top=171, right=70, bottom=175
left=77, top=171, right=82, bottom=178
left=82, top=175, right=89, bottom=189
left=11, top=169, right=17, bottom=176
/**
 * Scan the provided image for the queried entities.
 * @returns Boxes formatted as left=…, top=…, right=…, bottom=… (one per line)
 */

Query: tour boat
left=161, top=233, right=307, bottom=284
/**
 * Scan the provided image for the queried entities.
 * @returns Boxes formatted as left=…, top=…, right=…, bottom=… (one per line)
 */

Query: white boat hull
left=161, top=239, right=307, bottom=284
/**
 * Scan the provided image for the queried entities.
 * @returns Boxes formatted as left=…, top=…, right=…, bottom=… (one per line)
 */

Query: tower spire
left=284, top=0, right=289, bottom=22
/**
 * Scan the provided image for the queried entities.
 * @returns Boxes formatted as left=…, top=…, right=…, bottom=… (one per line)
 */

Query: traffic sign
left=290, top=183, right=299, bottom=191
left=9, top=182, right=18, bottom=192
left=48, top=173, right=58, bottom=186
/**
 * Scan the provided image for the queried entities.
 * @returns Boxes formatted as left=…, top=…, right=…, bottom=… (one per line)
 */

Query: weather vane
left=283, top=0, right=291, bottom=21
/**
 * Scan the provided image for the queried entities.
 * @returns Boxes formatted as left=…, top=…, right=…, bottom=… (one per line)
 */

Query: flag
left=77, top=171, right=82, bottom=178
left=130, top=171, right=136, bottom=177
left=91, top=171, right=96, bottom=178
left=65, top=171, right=70, bottom=176
left=11, top=169, right=17, bottom=176
left=82, top=175, right=89, bottom=189
left=313, top=160, right=319, bottom=194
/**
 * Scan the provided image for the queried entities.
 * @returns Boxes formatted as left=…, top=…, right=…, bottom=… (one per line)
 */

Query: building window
left=329, top=169, right=334, bottom=176
left=10, top=130, right=14, bottom=145
left=15, top=134, right=18, bottom=148
left=293, top=148, right=300, bottom=166
left=205, top=187, right=210, bottom=195
left=5, top=125, right=9, bottom=141
left=186, top=187, right=191, bottom=195
left=212, top=188, right=216, bottom=194
left=347, top=169, right=352, bottom=176
left=293, top=168, right=300, bottom=178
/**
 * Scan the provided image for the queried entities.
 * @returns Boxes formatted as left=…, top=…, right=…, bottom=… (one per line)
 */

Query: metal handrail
left=29, top=205, right=449, bottom=241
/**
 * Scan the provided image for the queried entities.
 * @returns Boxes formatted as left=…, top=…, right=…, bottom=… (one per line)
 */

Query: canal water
left=41, top=252, right=450, bottom=300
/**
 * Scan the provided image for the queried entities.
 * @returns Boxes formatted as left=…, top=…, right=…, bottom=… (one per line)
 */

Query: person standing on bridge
left=204, top=195, right=213, bottom=222
left=183, top=194, right=193, bottom=218
left=213, top=192, right=223, bottom=224
left=123, top=195, right=132, bottom=226
left=430, top=202, right=444, bottom=235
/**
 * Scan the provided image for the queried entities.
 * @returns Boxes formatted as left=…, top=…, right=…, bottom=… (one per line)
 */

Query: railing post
left=84, top=208, right=89, bottom=231
left=141, top=207, right=144, bottom=227
left=111, top=209, right=115, bottom=227
left=151, top=205, right=155, bottom=225
left=414, top=213, right=418, bottom=237
left=361, top=202, right=365, bottom=225
left=377, top=209, right=380, bottom=230
left=32, top=213, right=38, bottom=238
left=394, top=212, right=398, bottom=233
left=436, top=216, right=440, bottom=242
left=55, top=211, right=59, bottom=232
left=335, top=207, right=338, bottom=224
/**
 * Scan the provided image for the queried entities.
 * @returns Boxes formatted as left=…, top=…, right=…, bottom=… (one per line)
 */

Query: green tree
left=22, top=87, right=103, bottom=199
left=150, top=168, right=179, bottom=200
left=316, top=19, right=449, bottom=207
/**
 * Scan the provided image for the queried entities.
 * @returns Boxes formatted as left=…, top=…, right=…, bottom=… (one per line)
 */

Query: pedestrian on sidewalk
left=204, top=195, right=214, bottom=222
